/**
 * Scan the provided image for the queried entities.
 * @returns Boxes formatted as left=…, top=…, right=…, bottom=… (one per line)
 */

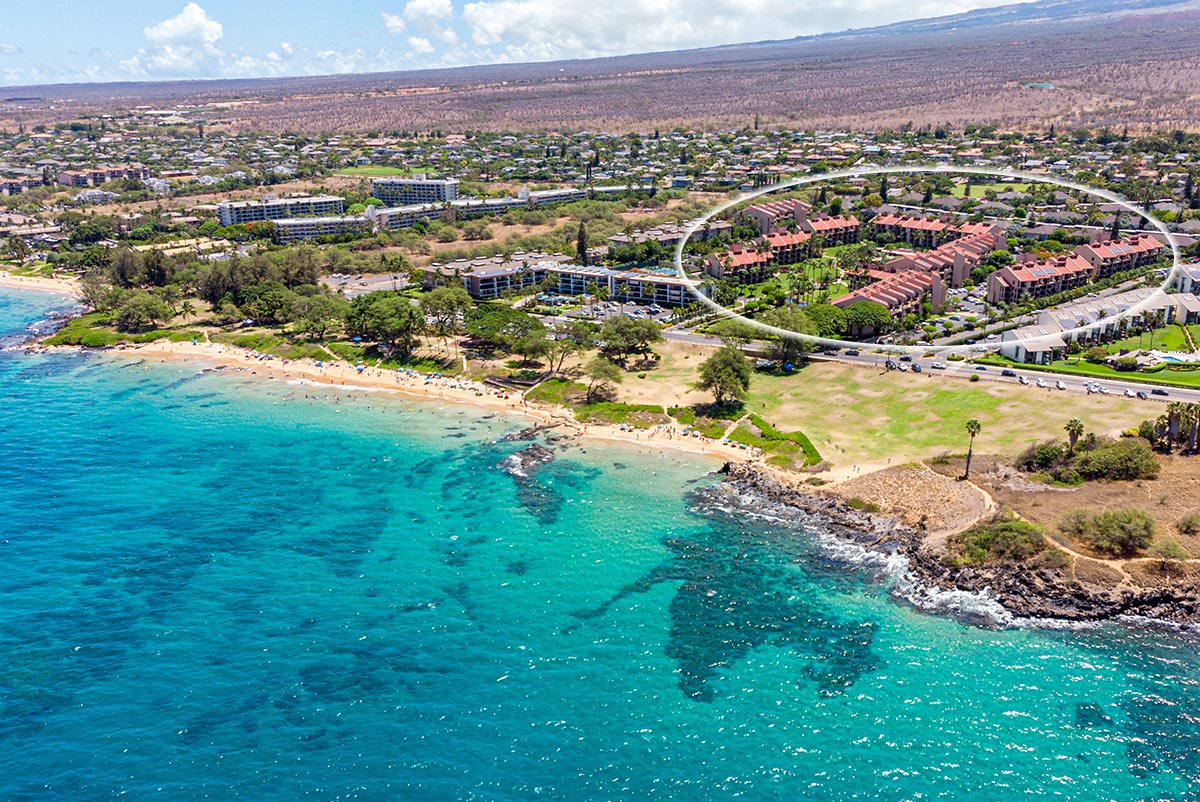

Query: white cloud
left=381, top=12, right=407, bottom=35
left=408, top=36, right=436, bottom=54
left=459, top=0, right=1016, bottom=63
left=401, top=0, right=458, bottom=45
left=144, top=2, right=223, bottom=50
left=125, top=3, right=226, bottom=76
left=0, top=43, right=20, bottom=55
left=404, top=0, right=453, bottom=27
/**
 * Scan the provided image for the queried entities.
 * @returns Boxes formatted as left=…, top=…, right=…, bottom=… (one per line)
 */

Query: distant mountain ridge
left=821, top=0, right=1200, bottom=38
left=3, top=0, right=1200, bottom=133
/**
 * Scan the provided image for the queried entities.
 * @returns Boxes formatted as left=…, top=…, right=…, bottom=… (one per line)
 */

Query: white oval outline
left=672, top=164, right=1184, bottom=355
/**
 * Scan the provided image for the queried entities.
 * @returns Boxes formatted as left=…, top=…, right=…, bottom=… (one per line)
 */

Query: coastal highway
left=810, top=351, right=1200, bottom=404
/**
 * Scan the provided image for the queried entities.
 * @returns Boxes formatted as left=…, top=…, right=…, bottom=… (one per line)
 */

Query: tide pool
left=2, top=290, right=1199, bottom=800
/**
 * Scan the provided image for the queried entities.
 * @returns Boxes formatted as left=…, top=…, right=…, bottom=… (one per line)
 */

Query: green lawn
left=333, top=166, right=416, bottom=177
left=950, top=182, right=1031, bottom=198
left=1103, top=324, right=1200, bottom=354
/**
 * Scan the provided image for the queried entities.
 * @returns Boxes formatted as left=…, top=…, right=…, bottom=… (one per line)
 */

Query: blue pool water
left=2, top=288, right=1200, bottom=800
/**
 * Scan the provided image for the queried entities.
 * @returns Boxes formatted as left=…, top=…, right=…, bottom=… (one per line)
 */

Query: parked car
left=911, top=364, right=922, bottom=373
left=846, top=349, right=861, bottom=356
left=931, top=362, right=946, bottom=370
left=1018, top=376, right=1030, bottom=385
left=1151, top=388, right=1170, bottom=397
left=1036, top=378, right=1047, bottom=388
left=1137, top=391, right=1149, bottom=400
left=1124, top=388, right=1136, bottom=397
left=899, top=355, right=913, bottom=362
left=1056, top=380, right=1067, bottom=390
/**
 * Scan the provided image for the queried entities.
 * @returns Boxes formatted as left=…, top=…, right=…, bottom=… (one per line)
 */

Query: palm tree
left=962, top=418, right=982, bottom=480
left=1065, top=418, right=1084, bottom=456
left=1167, top=402, right=1185, bottom=453
left=179, top=300, right=196, bottom=322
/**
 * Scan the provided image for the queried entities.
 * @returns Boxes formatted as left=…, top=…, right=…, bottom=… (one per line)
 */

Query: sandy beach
left=3, top=273, right=995, bottom=535
left=0, top=273, right=82, bottom=298
left=110, top=338, right=762, bottom=465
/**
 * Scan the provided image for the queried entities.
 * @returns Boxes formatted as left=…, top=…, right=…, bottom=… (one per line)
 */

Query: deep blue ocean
left=3, top=287, right=1200, bottom=801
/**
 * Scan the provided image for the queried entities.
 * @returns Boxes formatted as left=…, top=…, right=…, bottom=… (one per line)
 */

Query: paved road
left=321, top=275, right=408, bottom=297
left=812, top=350, right=1200, bottom=404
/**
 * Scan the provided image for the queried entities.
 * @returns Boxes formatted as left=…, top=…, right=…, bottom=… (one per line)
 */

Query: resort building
left=706, top=209, right=859, bottom=283
left=420, top=252, right=573, bottom=291
left=1075, top=234, right=1164, bottom=278
left=986, top=253, right=1094, bottom=304
left=218, top=194, right=346, bottom=227
left=1173, top=262, right=1200, bottom=294
left=999, top=286, right=1200, bottom=363
left=445, top=256, right=701, bottom=306
left=879, top=229, right=1002, bottom=288
left=870, top=213, right=964, bottom=248
left=274, top=216, right=370, bottom=243
left=606, top=220, right=733, bottom=252
left=371, top=176, right=460, bottom=206
left=831, top=269, right=945, bottom=321
left=704, top=244, right=774, bottom=283
left=743, top=198, right=812, bottom=234
left=55, top=165, right=150, bottom=188
left=986, top=234, right=1166, bottom=305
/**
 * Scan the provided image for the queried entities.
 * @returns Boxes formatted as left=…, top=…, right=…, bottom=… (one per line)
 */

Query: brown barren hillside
left=4, top=0, right=1200, bottom=133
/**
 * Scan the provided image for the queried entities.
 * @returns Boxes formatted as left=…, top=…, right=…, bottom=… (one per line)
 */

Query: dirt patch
left=826, top=462, right=994, bottom=540
left=950, top=455, right=1200, bottom=557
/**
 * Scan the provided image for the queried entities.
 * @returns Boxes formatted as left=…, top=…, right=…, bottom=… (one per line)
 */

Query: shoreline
left=0, top=274, right=762, bottom=466
left=716, top=463, right=1200, bottom=626
left=65, top=337, right=762, bottom=467
left=0, top=273, right=82, bottom=299
left=20, top=279, right=1190, bottom=625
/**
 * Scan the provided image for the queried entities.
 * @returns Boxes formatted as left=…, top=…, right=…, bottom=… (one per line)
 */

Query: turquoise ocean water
left=2, top=288, right=1200, bottom=801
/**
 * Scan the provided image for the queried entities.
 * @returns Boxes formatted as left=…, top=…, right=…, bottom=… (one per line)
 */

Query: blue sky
left=0, top=0, right=1017, bottom=87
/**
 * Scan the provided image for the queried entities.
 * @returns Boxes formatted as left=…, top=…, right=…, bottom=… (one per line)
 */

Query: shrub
left=1060, top=508, right=1156, bottom=557
left=1150, top=537, right=1190, bottom=572
left=1018, top=441, right=1066, bottom=472
left=1177, top=511, right=1200, bottom=536
left=1074, top=438, right=1159, bottom=481
left=952, top=518, right=1048, bottom=566
left=846, top=497, right=881, bottom=513
left=1037, top=548, right=1072, bottom=570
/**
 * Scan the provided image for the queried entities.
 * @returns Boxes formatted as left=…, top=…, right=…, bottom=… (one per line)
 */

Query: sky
left=0, top=0, right=1019, bottom=87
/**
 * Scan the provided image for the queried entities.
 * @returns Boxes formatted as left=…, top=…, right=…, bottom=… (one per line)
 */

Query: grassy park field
left=612, top=341, right=1147, bottom=469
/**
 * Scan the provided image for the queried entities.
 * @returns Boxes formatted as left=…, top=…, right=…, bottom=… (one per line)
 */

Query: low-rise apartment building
left=831, top=269, right=945, bottom=321
left=1075, top=234, right=1164, bottom=278
left=880, top=229, right=1002, bottom=287
left=871, top=213, right=963, bottom=248
left=986, top=234, right=1165, bottom=305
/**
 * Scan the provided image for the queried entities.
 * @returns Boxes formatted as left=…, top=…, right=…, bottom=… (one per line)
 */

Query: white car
left=1035, top=378, right=1047, bottom=388
left=1124, top=388, right=1136, bottom=397
left=1056, top=380, right=1067, bottom=390
left=1018, top=376, right=1030, bottom=385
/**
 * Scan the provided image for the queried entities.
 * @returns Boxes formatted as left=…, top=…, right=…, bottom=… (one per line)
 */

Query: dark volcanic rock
left=717, top=463, right=1200, bottom=625
left=498, top=443, right=555, bottom=479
